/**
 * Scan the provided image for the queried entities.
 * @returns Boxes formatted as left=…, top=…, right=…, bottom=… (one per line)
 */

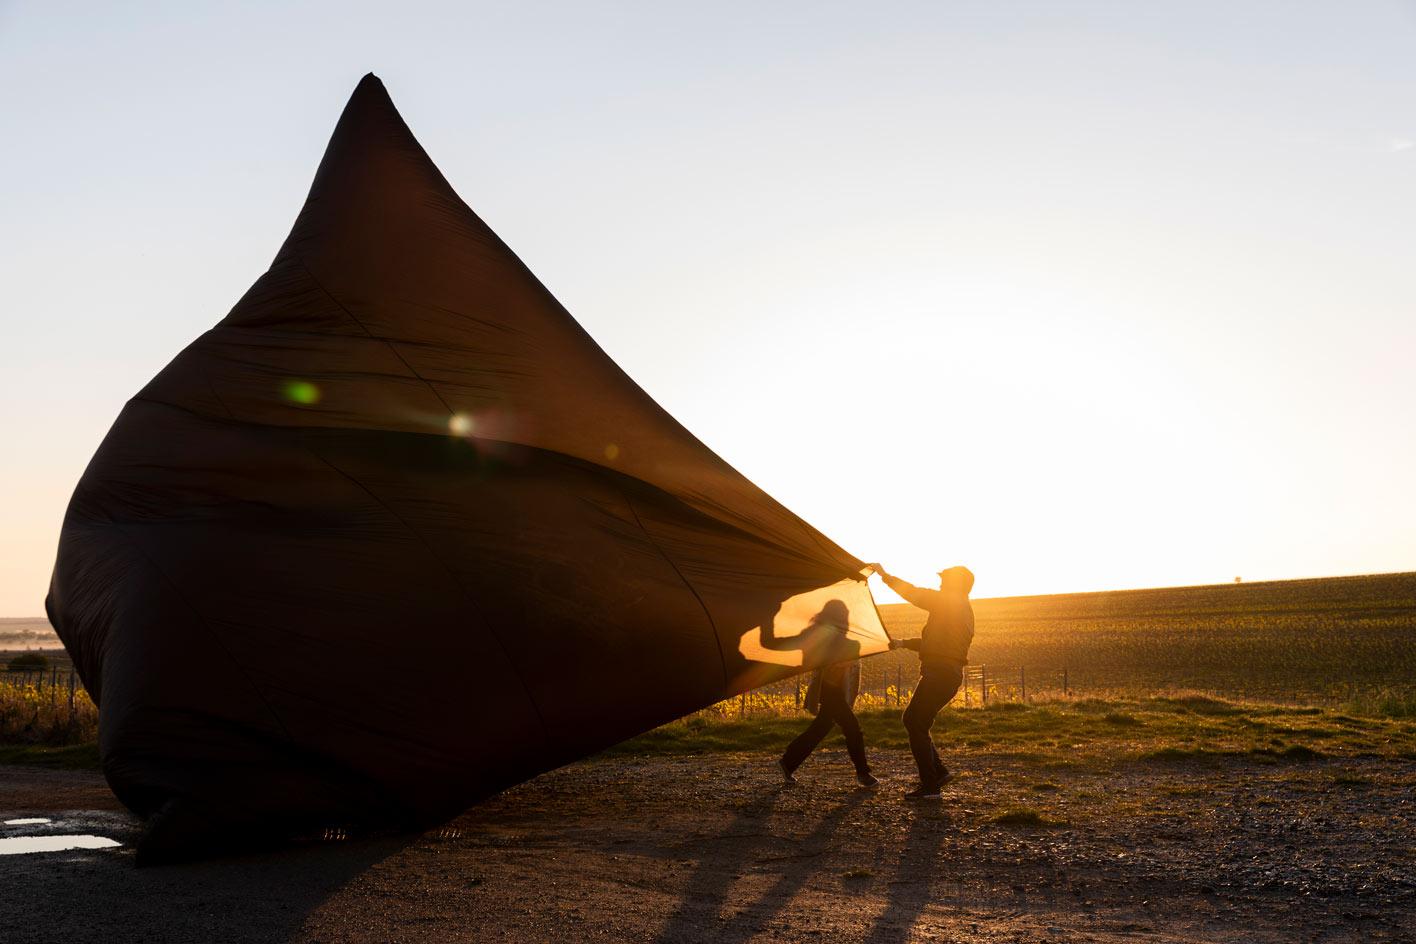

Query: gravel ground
left=2, top=750, right=1413, bottom=943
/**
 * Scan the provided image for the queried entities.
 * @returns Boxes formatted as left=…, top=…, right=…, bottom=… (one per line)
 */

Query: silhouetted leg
left=782, top=711, right=835, bottom=774
left=819, top=686, right=871, bottom=776
left=902, top=688, right=939, bottom=785
left=902, top=666, right=962, bottom=786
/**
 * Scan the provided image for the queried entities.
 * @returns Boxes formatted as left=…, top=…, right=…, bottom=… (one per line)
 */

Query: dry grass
left=610, top=692, right=1416, bottom=764
left=0, top=677, right=98, bottom=746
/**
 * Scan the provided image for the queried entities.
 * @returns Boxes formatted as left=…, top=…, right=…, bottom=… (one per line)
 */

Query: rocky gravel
left=2, top=750, right=1413, bottom=942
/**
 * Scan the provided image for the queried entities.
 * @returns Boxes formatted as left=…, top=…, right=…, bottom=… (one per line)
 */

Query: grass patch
left=601, top=698, right=1416, bottom=764
left=1162, top=785, right=1210, bottom=797
left=1151, top=695, right=1246, bottom=716
left=991, top=806, right=1064, bottom=828
left=0, top=742, right=100, bottom=769
left=600, top=717, right=799, bottom=756
left=1344, top=689, right=1416, bottom=719
left=1332, top=772, right=1372, bottom=787
left=1141, top=746, right=1225, bottom=764
left=1247, top=744, right=1323, bottom=761
left=1104, top=712, right=1142, bottom=726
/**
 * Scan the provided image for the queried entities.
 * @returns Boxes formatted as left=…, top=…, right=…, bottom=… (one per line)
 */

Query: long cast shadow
left=655, top=788, right=868, bottom=943
left=863, top=805, right=954, bottom=944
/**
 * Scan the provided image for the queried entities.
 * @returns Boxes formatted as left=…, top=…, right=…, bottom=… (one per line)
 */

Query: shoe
left=904, top=783, right=941, bottom=799
left=778, top=758, right=797, bottom=785
left=856, top=772, right=880, bottom=788
left=935, top=766, right=952, bottom=784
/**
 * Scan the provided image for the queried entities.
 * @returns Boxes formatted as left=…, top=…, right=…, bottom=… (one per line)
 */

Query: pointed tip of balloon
left=353, top=73, right=387, bottom=97
left=343, top=73, right=397, bottom=118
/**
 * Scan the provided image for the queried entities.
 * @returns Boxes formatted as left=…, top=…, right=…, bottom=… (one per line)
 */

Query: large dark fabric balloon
left=47, top=74, right=888, bottom=862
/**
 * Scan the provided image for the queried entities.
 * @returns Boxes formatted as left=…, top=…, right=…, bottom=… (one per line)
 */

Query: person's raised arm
left=755, top=611, right=795, bottom=652
left=873, top=565, right=936, bottom=611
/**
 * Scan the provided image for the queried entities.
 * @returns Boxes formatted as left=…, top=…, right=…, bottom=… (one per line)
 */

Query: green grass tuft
left=1152, top=695, right=1245, bottom=716
left=0, top=742, right=100, bottom=769
left=991, top=806, right=1063, bottom=827
left=1141, top=746, right=1223, bottom=763
left=1344, top=689, right=1416, bottom=719
left=1331, top=771, right=1372, bottom=787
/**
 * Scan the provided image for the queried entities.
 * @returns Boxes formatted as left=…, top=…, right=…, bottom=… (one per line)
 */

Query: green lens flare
left=284, top=380, right=321, bottom=405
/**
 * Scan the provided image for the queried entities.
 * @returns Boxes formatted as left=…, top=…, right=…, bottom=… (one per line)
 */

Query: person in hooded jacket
left=871, top=564, right=975, bottom=798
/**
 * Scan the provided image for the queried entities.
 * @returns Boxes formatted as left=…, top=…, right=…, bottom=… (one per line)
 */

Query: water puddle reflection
left=0, top=834, right=122, bottom=855
left=4, top=818, right=52, bottom=826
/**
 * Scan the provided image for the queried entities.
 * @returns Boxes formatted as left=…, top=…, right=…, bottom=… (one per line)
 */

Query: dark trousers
left=782, top=683, right=870, bottom=776
left=903, top=663, right=962, bottom=785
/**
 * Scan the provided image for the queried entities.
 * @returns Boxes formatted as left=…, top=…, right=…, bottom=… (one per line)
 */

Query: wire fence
left=3, top=667, right=83, bottom=702
left=0, top=667, right=97, bottom=745
left=5, top=656, right=1398, bottom=737
left=702, top=662, right=1076, bottom=719
left=0, top=661, right=1083, bottom=743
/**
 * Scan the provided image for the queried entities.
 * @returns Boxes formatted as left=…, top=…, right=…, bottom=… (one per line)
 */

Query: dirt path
left=3, top=750, right=1413, bottom=943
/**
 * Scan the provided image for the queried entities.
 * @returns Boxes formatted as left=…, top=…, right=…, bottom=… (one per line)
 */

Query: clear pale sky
left=2, top=1, right=1414, bottom=616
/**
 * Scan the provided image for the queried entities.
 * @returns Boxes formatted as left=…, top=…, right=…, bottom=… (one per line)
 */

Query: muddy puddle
left=1, top=815, right=122, bottom=855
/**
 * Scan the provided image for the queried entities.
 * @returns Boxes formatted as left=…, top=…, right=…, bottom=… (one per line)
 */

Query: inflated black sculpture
left=48, top=75, right=887, bottom=862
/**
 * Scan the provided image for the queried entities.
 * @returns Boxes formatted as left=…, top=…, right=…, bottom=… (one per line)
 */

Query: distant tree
left=1234, top=576, right=1243, bottom=584
left=7, top=651, right=49, bottom=671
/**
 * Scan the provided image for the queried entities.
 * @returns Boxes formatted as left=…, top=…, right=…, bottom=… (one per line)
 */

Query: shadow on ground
left=651, top=780, right=967, bottom=944
left=3, top=809, right=409, bottom=944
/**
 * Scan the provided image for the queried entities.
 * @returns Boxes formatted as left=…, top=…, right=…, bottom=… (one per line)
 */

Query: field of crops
left=877, top=571, right=1416, bottom=702
left=718, top=571, right=1416, bottom=716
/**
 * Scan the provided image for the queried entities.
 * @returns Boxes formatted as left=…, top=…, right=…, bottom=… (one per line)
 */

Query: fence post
left=1020, top=665, right=1026, bottom=702
left=740, top=691, right=747, bottom=718
left=1063, top=665, right=1069, bottom=696
left=68, top=670, right=76, bottom=716
left=981, top=665, right=988, bottom=705
left=895, top=665, right=902, bottom=706
left=795, top=677, right=802, bottom=710
left=963, top=670, right=969, bottom=707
